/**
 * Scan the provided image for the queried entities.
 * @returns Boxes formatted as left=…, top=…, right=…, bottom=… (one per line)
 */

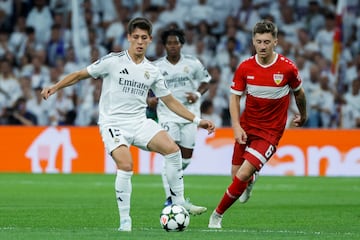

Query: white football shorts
left=100, top=118, right=163, bottom=154
left=159, top=121, right=197, bottom=149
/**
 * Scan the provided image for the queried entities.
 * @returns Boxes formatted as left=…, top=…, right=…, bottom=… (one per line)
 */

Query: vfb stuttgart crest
left=273, top=73, right=284, bottom=85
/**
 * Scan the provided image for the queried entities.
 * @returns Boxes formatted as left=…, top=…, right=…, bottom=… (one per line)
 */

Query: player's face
left=165, top=35, right=182, bottom=57
left=252, top=33, right=277, bottom=60
left=127, top=28, right=152, bottom=57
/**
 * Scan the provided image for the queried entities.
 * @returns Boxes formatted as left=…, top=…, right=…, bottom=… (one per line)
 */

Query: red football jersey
left=230, top=53, right=302, bottom=145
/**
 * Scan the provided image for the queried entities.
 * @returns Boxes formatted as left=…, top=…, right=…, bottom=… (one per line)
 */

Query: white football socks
left=164, top=150, right=185, bottom=205
left=182, top=158, right=191, bottom=170
left=162, top=157, right=192, bottom=199
left=161, top=163, right=171, bottom=199
left=115, top=169, right=133, bottom=220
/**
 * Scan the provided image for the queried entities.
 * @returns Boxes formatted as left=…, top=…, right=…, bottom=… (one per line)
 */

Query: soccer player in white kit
left=41, top=17, right=215, bottom=232
left=151, top=28, right=211, bottom=206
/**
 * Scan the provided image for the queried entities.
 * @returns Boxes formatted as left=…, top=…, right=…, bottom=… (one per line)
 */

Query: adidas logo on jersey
left=120, top=68, right=129, bottom=74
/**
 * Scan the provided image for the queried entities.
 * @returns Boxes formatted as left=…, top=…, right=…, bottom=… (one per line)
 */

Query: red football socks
left=216, top=176, right=248, bottom=215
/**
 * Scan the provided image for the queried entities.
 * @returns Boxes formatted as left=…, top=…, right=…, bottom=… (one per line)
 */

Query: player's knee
left=164, top=142, right=180, bottom=155
left=115, top=161, right=133, bottom=171
left=236, top=171, right=253, bottom=182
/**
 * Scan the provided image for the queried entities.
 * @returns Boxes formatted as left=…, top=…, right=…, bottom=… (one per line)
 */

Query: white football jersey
left=154, top=54, right=211, bottom=123
left=87, top=50, right=170, bottom=125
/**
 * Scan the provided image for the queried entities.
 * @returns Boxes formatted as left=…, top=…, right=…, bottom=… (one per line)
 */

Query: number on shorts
left=161, top=122, right=169, bottom=131
left=265, top=145, right=275, bottom=159
left=108, top=128, right=121, bottom=138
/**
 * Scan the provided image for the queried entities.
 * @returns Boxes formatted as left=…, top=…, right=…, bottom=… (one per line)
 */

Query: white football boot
left=208, top=210, right=223, bottom=229
left=182, top=198, right=207, bottom=215
left=118, top=217, right=132, bottom=232
left=239, top=171, right=259, bottom=203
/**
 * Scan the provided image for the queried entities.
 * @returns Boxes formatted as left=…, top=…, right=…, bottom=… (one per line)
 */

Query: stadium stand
left=0, top=0, right=359, bottom=128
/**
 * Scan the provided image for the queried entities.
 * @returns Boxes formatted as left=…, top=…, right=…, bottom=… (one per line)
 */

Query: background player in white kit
left=41, top=17, right=215, bottom=232
left=151, top=28, right=211, bottom=206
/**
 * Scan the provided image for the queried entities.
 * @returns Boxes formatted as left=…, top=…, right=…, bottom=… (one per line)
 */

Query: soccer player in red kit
left=208, top=20, right=307, bottom=229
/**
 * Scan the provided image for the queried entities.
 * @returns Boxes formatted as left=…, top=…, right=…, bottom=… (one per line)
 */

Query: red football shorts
left=232, top=135, right=277, bottom=170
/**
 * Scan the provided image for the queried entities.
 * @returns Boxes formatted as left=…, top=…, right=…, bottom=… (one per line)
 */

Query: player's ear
left=252, top=38, right=256, bottom=46
left=273, top=38, right=278, bottom=47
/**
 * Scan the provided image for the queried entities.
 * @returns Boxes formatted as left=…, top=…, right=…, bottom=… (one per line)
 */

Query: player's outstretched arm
left=41, top=69, right=90, bottom=100
left=160, top=94, right=215, bottom=134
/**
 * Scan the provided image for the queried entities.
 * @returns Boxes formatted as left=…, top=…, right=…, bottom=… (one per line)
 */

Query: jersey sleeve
left=87, top=54, right=113, bottom=79
left=194, top=58, right=211, bottom=83
left=230, top=65, right=246, bottom=95
left=151, top=69, right=171, bottom=97
left=288, top=63, right=302, bottom=91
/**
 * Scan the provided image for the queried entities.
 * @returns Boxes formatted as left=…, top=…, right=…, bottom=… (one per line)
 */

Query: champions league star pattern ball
left=160, top=204, right=190, bottom=232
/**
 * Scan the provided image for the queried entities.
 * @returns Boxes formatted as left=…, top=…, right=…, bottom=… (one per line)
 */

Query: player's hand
left=185, top=92, right=200, bottom=104
left=234, top=126, right=247, bottom=144
left=292, top=114, right=307, bottom=127
left=41, top=86, right=56, bottom=100
left=147, top=96, right=158, bottom=108
left=199, top=119, right=215, bottom=134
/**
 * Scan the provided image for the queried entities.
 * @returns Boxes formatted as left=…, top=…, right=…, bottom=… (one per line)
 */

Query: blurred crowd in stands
left=0, top=0, right=359, bottom=128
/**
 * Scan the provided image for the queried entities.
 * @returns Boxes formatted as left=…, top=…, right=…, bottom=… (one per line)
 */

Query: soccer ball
left=160, top=204, right=190, bottom=232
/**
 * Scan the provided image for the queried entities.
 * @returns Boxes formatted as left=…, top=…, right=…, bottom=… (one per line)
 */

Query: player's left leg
left=239, top=170, right=259, bottom=203
left=208, top=137, right=276, bottom=228
left=161, top=143, right=194, bottom=207
left=238, top=139, right=276, bottom=204
left=147, top=129, right=207, bottom=215
left=208, top=160, right=255, bottom=229
left=159, top=122, right=181, bottom=206
left=178, top=122, right=197, bottom=170
left=160, top=122, right=196, bottom=206
left=230, top=141, right=257, bottom=203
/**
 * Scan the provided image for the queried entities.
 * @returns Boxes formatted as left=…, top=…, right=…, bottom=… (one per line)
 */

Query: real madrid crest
left=184, top=66, right=189, bottom=73
left=273, top=73, right=283, bottom=85
left=144, top=71, right=150, bottom=79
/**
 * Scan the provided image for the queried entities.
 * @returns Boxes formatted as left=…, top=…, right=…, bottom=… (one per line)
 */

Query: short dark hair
left=127, top=17, right=153, bottom=35
left=200, top=99, right=213, bottom=113
left=161, top=28, right=185, bottom=45
left=253, top=20, right=278, bottom=38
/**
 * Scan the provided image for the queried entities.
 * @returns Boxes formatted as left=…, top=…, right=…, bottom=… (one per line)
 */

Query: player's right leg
left=100, top=125, right=134, bottom=231
left=111, top=146, right=134, bottom=232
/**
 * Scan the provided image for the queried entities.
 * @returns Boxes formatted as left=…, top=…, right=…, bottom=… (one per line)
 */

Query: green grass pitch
left=0, top=173, right=359, bottom=240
